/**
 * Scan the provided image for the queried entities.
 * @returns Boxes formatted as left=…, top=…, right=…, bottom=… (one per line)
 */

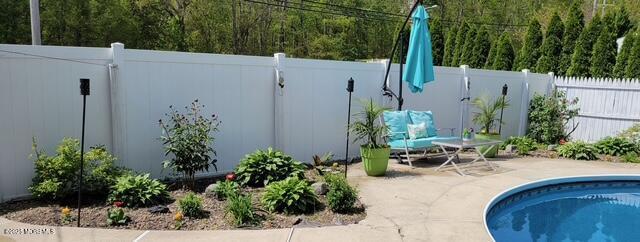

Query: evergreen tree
left=492, top=33, right=515, bottom=71
left=515, top=19, right=543, bottom=71
left=535, top=36, right=562, bottom=73
left=442, top=26, right=458, bottom=67
left=535, top=13, right=564, bottom=74
left=0, top=0, right=30, bottom=44
left=485, top=40, right=498, bottom=69
left=559, top=3, right=584, bottom=75
left=430, top=18, right=444, bottom=66
left=613, top=6, right=632, bottom=38
left=590, top=15, right=618, bottom=77
left=567, top=15, right=602, bottom=77
left=625, top=31, right=640, bottom=78
left=459, top=27, right=477, bottom=66
left=451, top=22, right=469, bottom=67
left=546, top=13, right=564, bottom=40
left=470, top=27, right=491, bottom=68
left=613, top=32, right=635, bottom=78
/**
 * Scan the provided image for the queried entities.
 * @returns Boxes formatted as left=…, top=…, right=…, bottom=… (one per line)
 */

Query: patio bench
left=382, top=110, right=457, bottom=167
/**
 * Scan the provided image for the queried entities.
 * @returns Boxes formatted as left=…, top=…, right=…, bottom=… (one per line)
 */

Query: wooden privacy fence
left=555, top=76, right=640, bottom=142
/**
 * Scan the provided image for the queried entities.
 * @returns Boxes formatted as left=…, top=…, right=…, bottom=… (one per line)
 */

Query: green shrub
left=108, top=174, right=169, bottom=207
left=236, top=148, right=305, bottom=187
left=622, top=152, right=639, bottom=163
left=225, top=194, right=256, bottom=226
left=29, top=138, right=128, bottom=200
left=594, top=137, right=637, bottom=156
left=527, top=91, right=579, bottom=144
left=179, top=192, right=203, bottom=217
left=106, top=208, right=130, bottom=226
left=159, top=100, right=221, bottom=188
left=618, top=123, right=640, bottom=143
left=83, top=146, right=131, bottom=193
left=214, top=180, right=239, bottom=201
left=325, top=174, right=358, bottom=213
left=557, top=142, right=598, bottom=160
left=502, top=136, right=538, bottom=154
left=261, top=177, right=319, bottom=214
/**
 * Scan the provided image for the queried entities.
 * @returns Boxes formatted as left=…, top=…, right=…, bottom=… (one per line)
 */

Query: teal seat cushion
left=408, top=111, right=438, bottom=137
left=383, top=111, right=409, bottom=140
left=388, top=136, right=458, bottom=149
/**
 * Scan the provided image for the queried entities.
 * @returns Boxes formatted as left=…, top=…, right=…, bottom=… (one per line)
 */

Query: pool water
left=486, top=181, right=640, bottom=242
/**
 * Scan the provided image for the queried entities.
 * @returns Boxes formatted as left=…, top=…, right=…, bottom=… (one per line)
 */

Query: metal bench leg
left=404, top=146, right=413, bottom=167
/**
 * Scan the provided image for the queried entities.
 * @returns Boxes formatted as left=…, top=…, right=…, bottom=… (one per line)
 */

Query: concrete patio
left=2, top=156, right=640, bottom=242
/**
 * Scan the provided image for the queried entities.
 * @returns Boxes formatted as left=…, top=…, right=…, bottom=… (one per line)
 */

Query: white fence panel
left=118, top=49, right=276, bottom=177
left=555, top=76, right=640, bottom=142
left=0, top=45, right=113, bottom=201
left=0, top=43, right=552, bottom=201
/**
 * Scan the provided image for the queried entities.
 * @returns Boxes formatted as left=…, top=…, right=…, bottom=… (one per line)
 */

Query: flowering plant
left=113, top=201, right=125, bottom=208
left=174, top=211, right=184, bottom=230
left=61, top=207, right=72, bottom=224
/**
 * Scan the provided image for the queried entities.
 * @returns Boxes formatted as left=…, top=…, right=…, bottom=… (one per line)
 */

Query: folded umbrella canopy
left=402, top=5, right=435, bottom=93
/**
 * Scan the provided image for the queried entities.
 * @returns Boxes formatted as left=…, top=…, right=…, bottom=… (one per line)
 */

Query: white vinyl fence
left=0, top=43, right=551, bottom=201
left=555, top=76, right=640, bottom=142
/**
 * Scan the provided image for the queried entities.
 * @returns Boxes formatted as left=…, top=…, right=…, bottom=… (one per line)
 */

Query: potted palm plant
left=471, top=94, right=510, bottom=158
left=350, top=98, right=390, bottom=176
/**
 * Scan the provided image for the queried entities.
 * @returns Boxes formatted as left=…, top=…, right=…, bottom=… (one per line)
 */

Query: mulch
left=0, top=170, right=365, bottom=230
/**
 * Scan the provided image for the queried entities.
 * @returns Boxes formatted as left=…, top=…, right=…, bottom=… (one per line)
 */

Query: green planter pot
left=475, top=133, right=501, bottom=158
left=360, top=146, right=390, bottom=176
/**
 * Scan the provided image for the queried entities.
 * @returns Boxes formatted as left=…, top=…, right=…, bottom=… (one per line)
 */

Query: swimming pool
left=485, top=175, right=640, bottom=242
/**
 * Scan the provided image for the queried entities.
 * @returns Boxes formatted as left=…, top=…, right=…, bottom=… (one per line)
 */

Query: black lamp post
left=77, top=78, right=89, bottom=227
left=344, top=78, right=354, bottom=178
left=498, top=84, right=508, bottom=135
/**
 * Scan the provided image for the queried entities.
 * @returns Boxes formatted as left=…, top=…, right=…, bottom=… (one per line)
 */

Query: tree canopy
left=2, top=0, right=640, bottom=78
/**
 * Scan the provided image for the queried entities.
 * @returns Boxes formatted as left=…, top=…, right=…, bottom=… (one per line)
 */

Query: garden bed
left=0, top=173, right=365, bottom=230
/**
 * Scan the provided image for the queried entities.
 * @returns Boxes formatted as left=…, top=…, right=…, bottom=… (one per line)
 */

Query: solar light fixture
left=77, top=78, right=89, bottom=227
left=344, top=78, right=354, bottom=178
left=498, top=84, right=508, bottom=134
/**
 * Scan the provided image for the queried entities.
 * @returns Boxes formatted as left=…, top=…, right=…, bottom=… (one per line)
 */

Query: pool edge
left=482, top=174, right=640, bottom=242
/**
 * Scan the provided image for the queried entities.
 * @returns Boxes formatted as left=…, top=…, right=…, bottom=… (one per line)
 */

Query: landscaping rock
left=504, top=145, right=516, bottom=153
left=547, top=144, right=558, bottom=151
left=148, top=205, right=169, bottom=214
left=205, top=183, right=218, bottom=198
left=312, top=182, right=328, bottom=195
left=293, top=216, right=305, bottom=225
left=332, top=217, right=345, bottom=225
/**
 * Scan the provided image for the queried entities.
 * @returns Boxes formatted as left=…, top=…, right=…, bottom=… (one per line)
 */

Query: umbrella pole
left=398, top=32, right=404, bottom=111
left=381, top=1, right=423, bottom=98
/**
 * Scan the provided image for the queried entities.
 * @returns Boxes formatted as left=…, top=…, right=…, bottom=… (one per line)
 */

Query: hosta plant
left=502, top=136, right=538, bottom=154
left=595, top=137, right=637, bottom=156
left=108, top=174, right=169, bottom=207
left=235, top=148, right=305, bottom=187
left=261, top=177, right=319, bottom=214
left=557, top=142, right=597, bottom=160
left=159, top=100, right=221, bottom=189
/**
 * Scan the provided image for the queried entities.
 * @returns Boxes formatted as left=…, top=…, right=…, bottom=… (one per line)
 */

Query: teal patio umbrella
left=402, top=4, right=435, bottom=93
